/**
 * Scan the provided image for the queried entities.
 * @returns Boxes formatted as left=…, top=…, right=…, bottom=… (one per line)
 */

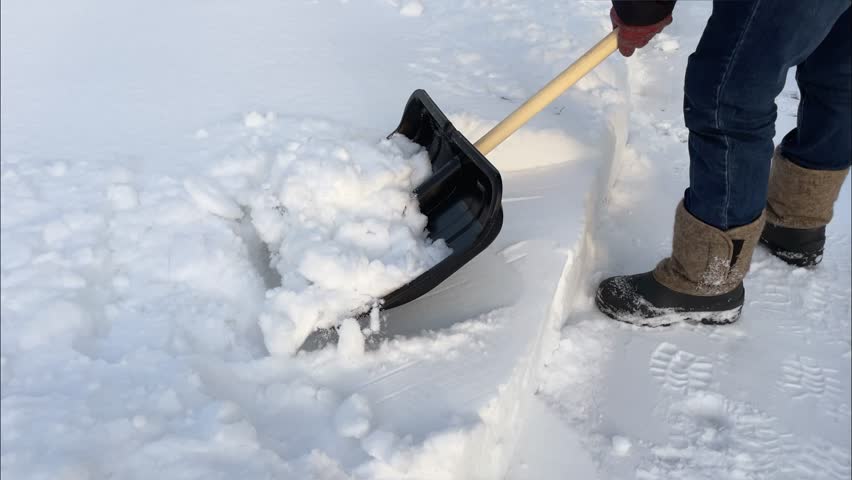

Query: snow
left=612, top=435, right=633, bottom=456
left=361, top=429, right=398, bottom=461
left=335, top=394, right=373, bottom=439
left=653, top=33, right=680, bottom=53
left=195, top=114, right=451, bottom=354
left=450, top=113, right=597, bottom=172
left=183, top=178, right=244, bottom=220
left=107, top=184, right=139, bottom=211
left=17, top=300, right=93, bottom=351
left=2, top=1, right=850, bottom=479
left=399, top=1, right=424, bottom=18
left=337, top=318, right=366, bottom=359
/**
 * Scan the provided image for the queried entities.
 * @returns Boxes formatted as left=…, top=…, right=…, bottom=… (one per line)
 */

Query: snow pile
left=186, top=114, right=451, bottom=354
left=0, top=140, right=495, bottom=479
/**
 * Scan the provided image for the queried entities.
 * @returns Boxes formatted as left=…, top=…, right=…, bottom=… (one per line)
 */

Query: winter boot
left=596, top=202, right=765, bottom=326
left=761, top=151, right=850, bottom=267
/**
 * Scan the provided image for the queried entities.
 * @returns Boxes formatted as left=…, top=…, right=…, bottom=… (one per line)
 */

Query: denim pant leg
left=779, top=8, right=852, bottom=171
left=683, top=0, right=851, bottom=230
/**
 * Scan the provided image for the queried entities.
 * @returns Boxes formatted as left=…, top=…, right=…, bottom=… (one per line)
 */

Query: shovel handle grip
left=474, top=30, right=618, bottom=155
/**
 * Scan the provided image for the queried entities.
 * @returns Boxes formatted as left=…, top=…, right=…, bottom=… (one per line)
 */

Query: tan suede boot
left=655, top=202, right=765, bottom=296
left=761, top=151, right=850, bottom=266
left=596, top=202, right=764, bottom=326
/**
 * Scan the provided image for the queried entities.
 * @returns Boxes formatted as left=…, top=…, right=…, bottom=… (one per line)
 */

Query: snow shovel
left=382, top=30, right=618, bottom=310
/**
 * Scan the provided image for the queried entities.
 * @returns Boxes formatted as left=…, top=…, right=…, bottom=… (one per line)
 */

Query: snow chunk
left=338, top=318, right=365, bottom=359
left=656, top=40, right=680, bottom=52
left=244, top=111, right=275, bottom=129
left=183, top=178, right=243, bottom=219
left=400, top=1, right=424, bottom=16
left=132, top=415, right=147, bottom=429
left=681, top=391, right=727, bottom=418
left=335, top=394, right=372, bottom=439
left=368, top=306, right=382, bottom=333
left=654, top=34, right=680, bottom=52
left=611, top=435, right=632, bottom=456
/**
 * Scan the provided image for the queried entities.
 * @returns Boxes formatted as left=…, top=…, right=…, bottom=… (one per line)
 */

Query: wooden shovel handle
left=474, top=30, right=618, bottom=155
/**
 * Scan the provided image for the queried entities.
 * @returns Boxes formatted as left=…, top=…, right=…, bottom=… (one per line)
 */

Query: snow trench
left=460, top=76, right=632, bottom=478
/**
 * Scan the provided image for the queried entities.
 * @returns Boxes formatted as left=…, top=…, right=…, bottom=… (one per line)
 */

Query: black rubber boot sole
left=595, top=272, right=745, bottom=327
left=760, top=223, right=825, bottom=268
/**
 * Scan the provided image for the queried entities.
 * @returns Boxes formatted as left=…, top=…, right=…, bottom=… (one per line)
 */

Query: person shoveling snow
left=596, top=0, right=851, bottom=326
left=192, top=23, right=624, bottom=352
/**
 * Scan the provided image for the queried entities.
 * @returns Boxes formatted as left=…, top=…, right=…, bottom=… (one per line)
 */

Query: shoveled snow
left=194, top=113, right=451, bottom=354
left=337, top=317, right=367, bottom=359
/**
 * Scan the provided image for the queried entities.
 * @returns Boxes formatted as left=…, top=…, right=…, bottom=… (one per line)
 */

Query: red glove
left=610, top=7, right=672, bottom=57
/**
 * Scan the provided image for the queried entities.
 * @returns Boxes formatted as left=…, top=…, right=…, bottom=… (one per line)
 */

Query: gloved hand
left=610, top=6, right=673, bottom=57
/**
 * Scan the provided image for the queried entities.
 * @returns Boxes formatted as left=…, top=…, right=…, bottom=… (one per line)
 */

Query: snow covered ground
left=2, top=1, right=849, bottom=479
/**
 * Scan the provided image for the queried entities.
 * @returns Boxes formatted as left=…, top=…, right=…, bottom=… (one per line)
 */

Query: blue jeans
left=683, top=1, right=851, bottom=230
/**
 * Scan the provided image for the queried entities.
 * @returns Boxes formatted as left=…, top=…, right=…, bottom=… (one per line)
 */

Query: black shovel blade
left=382, top=90, right=504, bottom=310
